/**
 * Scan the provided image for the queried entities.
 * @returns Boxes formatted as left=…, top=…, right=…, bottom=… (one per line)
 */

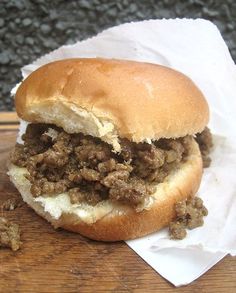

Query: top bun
left=15, top=58, right=209, bottom=151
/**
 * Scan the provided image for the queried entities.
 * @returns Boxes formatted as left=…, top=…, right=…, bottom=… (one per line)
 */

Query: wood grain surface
left=0, top=129, right=236, bottom=293
left=0, top=112, right=19, bottom=130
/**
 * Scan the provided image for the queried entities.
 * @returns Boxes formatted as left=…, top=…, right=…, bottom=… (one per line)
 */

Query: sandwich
left=8, top=58, right=210, bottom=241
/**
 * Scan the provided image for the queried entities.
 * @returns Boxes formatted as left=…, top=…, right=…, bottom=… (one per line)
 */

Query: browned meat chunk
left=102, top=170, right=130, bottom=188
left=68, top=188, right=103, bottom=206
left=0, top=217, right=21, bottom=251
left=169, top=197, right=208, bottom=240
left=80, top=168, right=100, bottom=181
left=195, top=127, right=213, bottom=168
left=97, top=159, right=116, bottom=173
left=10, top=143, right=29, bottom=167
left=1, top=197, right=23, bottom=211
left=109, top=178, right=155, bottom=205
left=169, top=221, right=187, bottom=240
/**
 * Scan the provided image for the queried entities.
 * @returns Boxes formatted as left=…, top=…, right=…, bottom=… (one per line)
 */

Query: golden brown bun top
left=15, top=58, right=209, bottom=150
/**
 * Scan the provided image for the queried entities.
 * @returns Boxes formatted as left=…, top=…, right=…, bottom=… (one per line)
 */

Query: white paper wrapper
left=16, top=19, right=236, bottom=286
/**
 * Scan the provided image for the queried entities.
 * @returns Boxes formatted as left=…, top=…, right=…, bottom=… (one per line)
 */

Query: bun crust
left=15, top=58, right=209, bottom=150
left=8, top=138, right=202, bottom=241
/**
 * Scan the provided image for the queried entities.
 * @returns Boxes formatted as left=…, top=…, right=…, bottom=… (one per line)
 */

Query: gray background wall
left=1, top=0, right=236, bottom=111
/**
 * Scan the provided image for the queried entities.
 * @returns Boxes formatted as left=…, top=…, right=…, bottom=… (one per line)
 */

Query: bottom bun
left=8, top=138, right=202, bottom=241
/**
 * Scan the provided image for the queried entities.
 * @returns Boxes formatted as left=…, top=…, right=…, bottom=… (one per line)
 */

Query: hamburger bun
left=15, top=58, right=209, bottom=151
left=9, top=58, right=209, bottom=241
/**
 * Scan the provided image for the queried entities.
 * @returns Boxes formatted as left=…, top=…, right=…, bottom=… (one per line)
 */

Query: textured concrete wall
left=1, top=0, right=236, bottom=110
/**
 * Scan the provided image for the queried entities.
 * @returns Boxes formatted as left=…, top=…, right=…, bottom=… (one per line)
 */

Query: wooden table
left=0, top=116, right=235, bottom=292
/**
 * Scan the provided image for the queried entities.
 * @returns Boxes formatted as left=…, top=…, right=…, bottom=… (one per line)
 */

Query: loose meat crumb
left=11, top=123, right=194, bottom=207
left=1, top=197, right=23, bottom=211
left=169, top=197, right=208, bottom=240
left=80, top=168, right=100, bottom=181
left=68, top=188, right=102, bottom=206
left=195, top=127, right=213, bottom=168
left=0, top=217, right=21, bottom=251
left=169, top=221, right=187, bottom=240
left=97, top=159, right=116, bottom=173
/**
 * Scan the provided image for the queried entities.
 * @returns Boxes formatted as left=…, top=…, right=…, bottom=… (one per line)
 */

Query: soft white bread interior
left=8, top=137, right=202, bottom=241
left=15, top=58, right=209, bottom=151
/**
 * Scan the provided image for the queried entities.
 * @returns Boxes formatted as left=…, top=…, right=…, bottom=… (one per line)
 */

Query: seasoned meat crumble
left=0, top=217, right=21, bottom=251
left=1, top=197, right=22, bottom=211
left=195, top=127, right=213, bottom=168
left=10, top=123, right=195, bottom=207
left=169, top=197, right=208, bottom=240
left=168, top=128, right=212, bottom=239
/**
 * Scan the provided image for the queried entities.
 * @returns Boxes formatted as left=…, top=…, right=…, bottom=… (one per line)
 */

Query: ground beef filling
left=10, top=123, right=194, bottom=207
left=0, top=217, right=21, bottom=251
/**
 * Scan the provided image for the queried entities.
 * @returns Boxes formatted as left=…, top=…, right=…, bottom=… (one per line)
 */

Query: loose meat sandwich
left=8, top=58, right=210, bottom=241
